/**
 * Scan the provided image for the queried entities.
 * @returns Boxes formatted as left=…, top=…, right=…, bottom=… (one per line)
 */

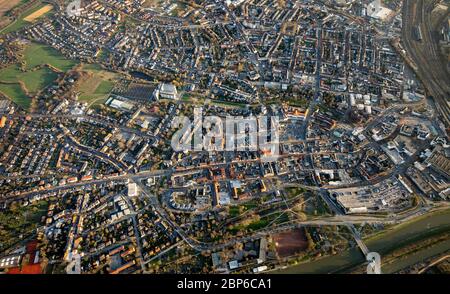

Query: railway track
left=402, top=0, right=450, bottom=130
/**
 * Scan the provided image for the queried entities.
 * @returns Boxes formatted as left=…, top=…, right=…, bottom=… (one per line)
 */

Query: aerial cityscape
left=0, top=0, right=449, bottom=276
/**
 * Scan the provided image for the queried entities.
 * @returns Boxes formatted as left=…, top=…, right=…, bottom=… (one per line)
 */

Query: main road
left=299, top=19, right=323, bottom=140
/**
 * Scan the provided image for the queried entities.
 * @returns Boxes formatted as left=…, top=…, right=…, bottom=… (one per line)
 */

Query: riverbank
left=277, top=208, right=450, bottom=273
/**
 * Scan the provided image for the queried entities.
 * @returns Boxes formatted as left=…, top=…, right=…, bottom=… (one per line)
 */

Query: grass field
left=24, top=42, right=77, bottom=71
left=0, top=42, right=77, bottom=109
left=210, top=99, right=248, bottom=108
left=0, top=65, right=57, bottom=92
left=77, top=64, right=117, bottom=106
left=0, top=83, right=30, bottom=108
left=0, top=65, right=57, bottom=109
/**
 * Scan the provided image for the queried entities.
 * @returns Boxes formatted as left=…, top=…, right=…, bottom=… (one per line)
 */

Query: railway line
left=402, top=0, right=450, bottom=130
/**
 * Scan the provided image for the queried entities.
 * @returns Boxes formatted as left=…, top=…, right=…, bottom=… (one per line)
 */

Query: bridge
left=318, top=189, right=371, bottom=257
left=348, top=225, right=370, bottom=256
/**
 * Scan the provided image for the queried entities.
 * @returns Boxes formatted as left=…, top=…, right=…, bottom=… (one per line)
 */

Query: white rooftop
left=160, top=83, right=177, bottom=94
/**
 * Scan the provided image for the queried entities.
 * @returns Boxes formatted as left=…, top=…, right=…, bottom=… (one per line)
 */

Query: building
left=0, top=116, right=6, bottom=128
left=128, top=182, right=138, bottom=197
left=366, top=0, right=392, bottom=20
left=0, top=254, right=22, bottom=269
left=225, top=0, right=245, bottom=7
left=426, top=149, right=450, bottom=177
left=154, top=83, right=178, bottom=100
left=406, top=167, right=434, bottom=196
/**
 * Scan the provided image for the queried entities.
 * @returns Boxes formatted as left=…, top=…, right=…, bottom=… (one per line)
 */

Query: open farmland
left=0, top=0, right=22, bottom=16
left=23, top=3, right=52, bottom=22
left=1, top=1, right=49, bottom=34
left=0, top=0, right=23, bottom=29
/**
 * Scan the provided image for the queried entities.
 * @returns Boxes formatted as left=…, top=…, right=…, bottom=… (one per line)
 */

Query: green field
left=78, top=64, right=116, bottom=105
left=0, top=83, right=30, bottom=108
left=97, top=80, right=114, bottom=93
left=1, top=1, right=49, bottom=34
left=211, top=100, right=248, bottom=108
left=81, top=63, right=104, bottom=71
left=84, top=80, right=114, bottom=103
left=0, top=42, right=77, bottom=109
left=0, top=65, right=57, bottom=92
left=23, top=43, right=77, bottom=71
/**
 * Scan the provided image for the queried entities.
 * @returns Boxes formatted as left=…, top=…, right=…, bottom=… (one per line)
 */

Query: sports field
left=274, top=228, right=309, bottom=258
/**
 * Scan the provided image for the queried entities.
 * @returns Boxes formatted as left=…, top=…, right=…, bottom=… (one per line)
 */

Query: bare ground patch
left=273, top=228, right=309, bottom=258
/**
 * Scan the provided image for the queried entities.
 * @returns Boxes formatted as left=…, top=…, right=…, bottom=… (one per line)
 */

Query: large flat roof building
left=128, top=183, right=138, bottom=197
left=154, top=83, right=178, bottom=100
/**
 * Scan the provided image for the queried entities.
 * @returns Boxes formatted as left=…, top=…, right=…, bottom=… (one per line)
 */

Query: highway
left=402, top=0, right=450, bottom=131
